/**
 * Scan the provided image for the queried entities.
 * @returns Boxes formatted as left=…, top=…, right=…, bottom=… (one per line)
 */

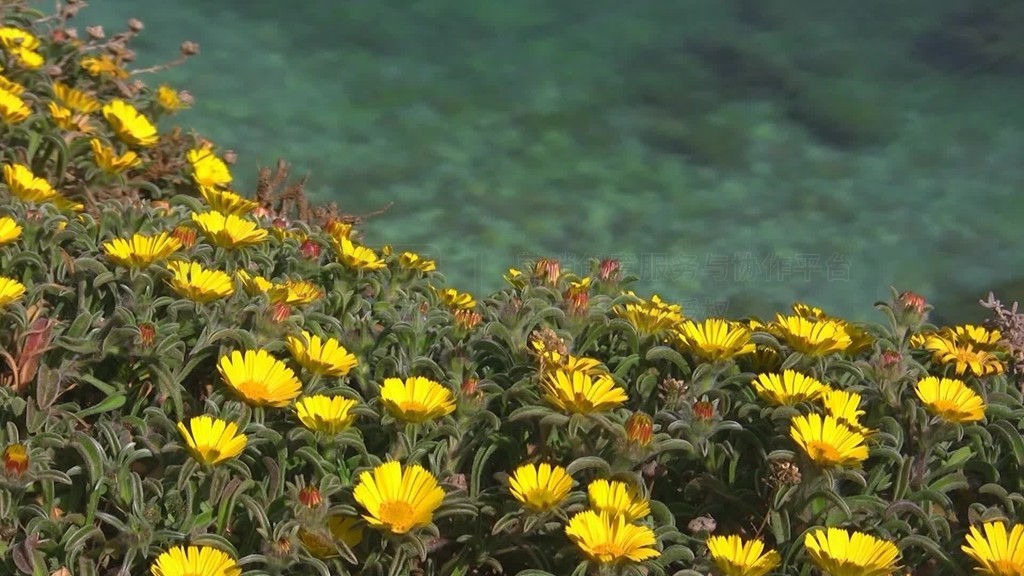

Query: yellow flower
left=823, top=388, right=871, bottom=434
left=53, top=82, right=101, bottom=113
left=790, top=413, right=869, bottom=468
left=948, top=324, right=1004, bottom=349
left=804, top=527, right=900, bottom=576
left=436, top=287, right=476, bottom=311
left=923, top=334, right=1004, bottom=377
left=150, top=545, right=241, bottom=576
left=3, top=443, right=29, bottom=475
left=295, top=395, right=359, bottom=435
left=188, top=147, right=233, bottom=188
left=198, top=185, right=257, bottom=216
left=914, top=376, right=985, bottom=423
left=542, top=368, right=628, bottom=414
left=325, top=219, right=352, bottom=240
left=0, top=75, right=24, bottom=96
left=508, top=463, right=573, bottom=512
left=352, top=461, right=445, bottom=534
left=156, top=85, right=188, bottom=111
left=235, top=269, right=277, bottom=295
left=81, top=55, right=129, bottom=79
left=166, top=261, right=235, bottom=303
left=615, top=293, right=683, bottom=337
left=9, top=47, right=43, bottom=69
left=298, top=515, right=364, bottom=558
left=0, top=277, right=25, bottom=307
left=752, top=370, right=829, bottom=406
left=48, top=102, right=92, bottom=133
left=218, top=350, right=303, bottom=407
left=587, top=479, right=650, bottom=521
left=379, top=376, right=456, bottom=423
left=0, top=27, right=40, bottom=51
left=102, top=232, right=182, bottom=268
left=192, top=211, right=268, bottom=248
left=90, top=139, right=141, bottom=173
left=771, top=314, right=851, bottom=356
left=504, top=267, right=527, bottom=289
left=3, top=163, right=57, bottom=203
left=286, top=331, right=358, bottom=377
left=102, top=100, right=158, bottom=147
left=176, top=416, right=247, bottom=466
left=398, top=251, right=437, bottom=272
left=0, top=86, right=30, bottom=123
left=0, top=216, right=22, bottom=245
left=333, top=235, right=386, bottom=270
left=962, top=521, right=1024, bottom=576
left=676, top=318, right=755, bottom=361
left=706, top=534, right=781, bottom=576
left=565, top=510, right=659, bottom=564
left=271, top=279, right=323, bottom=306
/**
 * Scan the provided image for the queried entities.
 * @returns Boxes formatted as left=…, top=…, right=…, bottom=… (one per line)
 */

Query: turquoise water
left=84, top=0, right=1023, bottom=322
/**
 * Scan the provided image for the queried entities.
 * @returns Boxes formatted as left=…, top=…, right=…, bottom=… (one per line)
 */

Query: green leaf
left=565, top=456, right=611, bottom=477
left=76, top=393, right=126, bottom=418
left=69, top=431, right=105, bottom=488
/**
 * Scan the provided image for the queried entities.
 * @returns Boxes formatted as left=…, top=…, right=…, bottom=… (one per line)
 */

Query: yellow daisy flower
left=914, top=376, right=986, bottom=423
left=333, top=235, right=386, bottom=271
left=3, top=163, right=57, bottom=202
left=0, top=75, right=24, bottom=96
left=102, top=232, right=182, bottom=268
left=176, top=416, right=247, bottom=466
left=615, top=292, right=683, bottom=337
left=771, top=314, right=851, bottom=356
left=271, top=279, right=323, bottom=306
left=286, top=331, right=358, bottom=377
left=191, top=211, right=268, bottom=248
left=48, top=102, right=92, bottom=133
left=352, top=461, right=445, bottom=534
left=150, top=545, right=241, bottom=576
left=156, top=85, right=188, bottom=111
left=0, top=27, right=40, bottom=51
left=379, top=376, right=456, bottom=423
left=9, top=47, right=43, bottom=70
left=752, top=370, right=829, bottom=406
left=0, top=216, right=22, bottom=245
left=188, top=147, right=233, bottom=188
left=218, top=350, right=303, bottom=407
left=823, top=388, right=871, bottom=434
left=962, top=521, right=1024, bottom=576
left=166, top=261, right=235, bottom=303
left=235, top=269, right=277, bottom=295
left=542, top=368, right=628, bottom=414
left=706, top=534, right=781, bottom=576
left=52, top=82, right=101, bottom=113
left=0, top=86, right=30, bottom=123
left=923, top=334, right=1004, bottom=377
left=804, top=527, right=900, bottom=576
left=565, top=510, right=659, bottom=564
left=298, top=515, right=364, bottom=558
left=102, top=100, right=158, bottom=147
left=198, top=185, right=257, bottom=216
left=587, top=479, right=651, bottom=521
left=398, top=252, right=436, bottom=272
left=790, top=413, right=869, bottom=469
left=90, top=139, right=141, bottom=174
left=295, top=395, right=358, bottom=435
left=0, top=277, right=26, bottom=307
left=948, top=324, right=1003, bottom=349
left=81, top=54, right=129, bottom=79
left=508, top=463, right=573, bottom=512
left=436, top=287, right=476, bottom=311
left=676, top=318, right=755, bottom=361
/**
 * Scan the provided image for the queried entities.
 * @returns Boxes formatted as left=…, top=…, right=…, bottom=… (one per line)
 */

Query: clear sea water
left=83, top=0, right=1023, bottom=323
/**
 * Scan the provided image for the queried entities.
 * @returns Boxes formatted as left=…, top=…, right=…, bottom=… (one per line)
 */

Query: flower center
left=591, top=542, right=627, bottom=562
left=379, top=500, right=417, bottom=533
left=807, top=441, right=842, bottom=464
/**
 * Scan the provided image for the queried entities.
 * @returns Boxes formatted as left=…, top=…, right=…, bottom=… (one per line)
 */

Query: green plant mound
left=2, top=3, right=1024, bottom=576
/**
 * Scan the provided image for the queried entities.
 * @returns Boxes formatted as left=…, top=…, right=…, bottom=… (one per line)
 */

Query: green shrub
left=1, top=3, right=1023, bottom=576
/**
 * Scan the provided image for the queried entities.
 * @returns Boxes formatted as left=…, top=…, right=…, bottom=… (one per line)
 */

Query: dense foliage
left=1, top=2, right=1024, bottom=575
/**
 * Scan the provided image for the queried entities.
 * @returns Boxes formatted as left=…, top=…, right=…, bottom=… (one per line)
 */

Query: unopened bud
left=598, top=258, right=621, bottom=283
left=298, top=486, right=322, bottom=508
left=625, top=412, right=654, bottom=447
left=222, top=149, right=237, bottom=164
left=127, top=18, right=144, bottom=32
left=299, top=240, right=321, bottom=259
left=180, top=41, right=200, bottom=56
left=137, top=323, right=157, bottom=348
left=85, top=25, right=104, bottom=40
left=2, top=443, right=29, bottom=476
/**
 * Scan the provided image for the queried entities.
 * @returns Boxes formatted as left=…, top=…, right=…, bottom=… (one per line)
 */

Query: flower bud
left=299, top=239, right=322, bottom=259
left=625, top=412, right=654, bottom=447
left=2, top=443, right=28, bottom=476
left=298, top=486, right=322, bottom=508
left=137, top=323, right=157, bottom=348
left=532, top=258, right=560, bottom=286
left=598, top=258, right=621, bottom=283
left=128, top=19, right=145, bottom=32
left=692, top=400, right=715, bottom=421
